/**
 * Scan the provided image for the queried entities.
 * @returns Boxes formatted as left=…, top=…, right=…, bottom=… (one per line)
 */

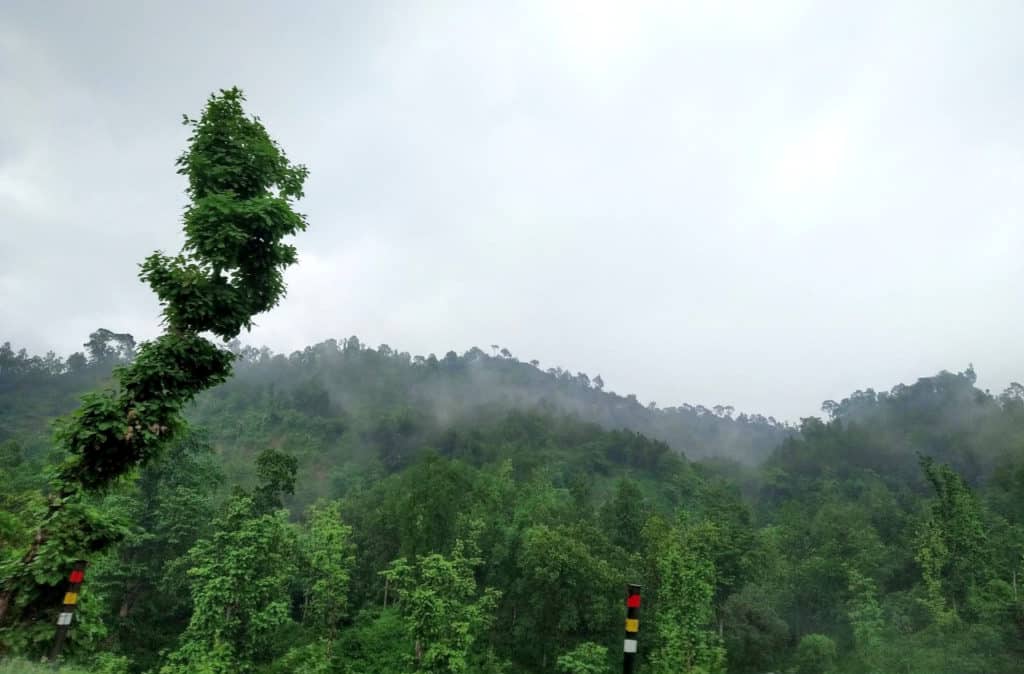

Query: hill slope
left=2, top=335, right=1024, bottom=673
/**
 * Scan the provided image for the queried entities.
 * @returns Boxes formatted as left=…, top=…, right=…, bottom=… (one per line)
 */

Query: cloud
left=2, top=0, right=1023, bottom=420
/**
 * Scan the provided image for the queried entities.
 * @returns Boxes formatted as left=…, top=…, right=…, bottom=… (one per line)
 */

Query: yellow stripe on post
left=63, top=592, right=78, bottom=605
left=625, top=618, right=639, bottom=633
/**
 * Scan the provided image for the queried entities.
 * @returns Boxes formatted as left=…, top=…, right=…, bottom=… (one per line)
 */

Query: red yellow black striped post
left=48, top=560, right=87, bottom=662
left=624, top=583, right=641, bottom=673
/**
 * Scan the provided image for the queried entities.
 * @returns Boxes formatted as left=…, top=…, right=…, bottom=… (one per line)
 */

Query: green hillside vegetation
left=2, top=337, right=1023, bottom=673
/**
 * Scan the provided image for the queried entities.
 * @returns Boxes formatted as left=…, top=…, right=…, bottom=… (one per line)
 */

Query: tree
left=556, top=641, right=608, bottom=674
left=300, top=500, right=355, bottom=648
left=794, top=633, right=836, bottom=674
left=846, top=568, right=885, bottom=674
left=66, top=352, right=88, bottom=374
left=720, top=584, right=788, bottom=674
left=916, top=457, right=990, bottom=622
left=513, top=524, right=621, bottom=670
left=599, top=478, right=649, bottom=550
left=1, top=86, right=310, bottom=630
left=95, top=432, right=224, bottom=669
left=160, top=495, right=299, bottom=673
left=252, top=448, right=298, bottom=514
left=83, top=329, right=136, bottom=365
left=61, top=86, right=307, bottom=493
left=381, top=538, right=500, bottom=673
left=648, top=517, right=725, bottom=674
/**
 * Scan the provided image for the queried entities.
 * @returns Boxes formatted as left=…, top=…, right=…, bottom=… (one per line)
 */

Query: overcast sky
left=2, top=1, right=1022, bottom=420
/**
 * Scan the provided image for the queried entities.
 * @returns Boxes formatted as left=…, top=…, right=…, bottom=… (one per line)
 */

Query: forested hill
left=2, top=333, right=1024, bottom=673
left=200, top=336, right=791, bottom=467
left=1, top=335, right=1020, bottom=495
left=765, top=366, right=1024, bottom=490
left=0, top=334, right=789, bottom=466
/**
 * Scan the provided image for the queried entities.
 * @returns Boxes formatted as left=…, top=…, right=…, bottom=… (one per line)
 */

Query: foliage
left=720, top=584, right=788, bottom=673
left=1, top=86, right=309, bottom=640
left=159, top=496, right=298, bottom=673
left=845, top=568, right=884, bottom=673
left=90, top=432, right=223, bottom=669
left=794, top=633, right=836, bottom=674
left=299, top=500, right=355, bottom=644
left=0, top=495, right=129, bottom=655
left=0, top=659, right=93, bottom=674
left=381, top=538, right=500, bottom=673
left=648, top=517, right=726, bottom=674
left=253, top=448, right=298, bottom=514
left=4, top=325, right=1024, bottom=673
left=555, top=641, right=608, bottom=674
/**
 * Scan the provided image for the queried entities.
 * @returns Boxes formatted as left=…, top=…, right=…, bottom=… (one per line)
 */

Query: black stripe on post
left=623, top=583, right=641, bottom=673
left=48, top=560, right=87, bottom=662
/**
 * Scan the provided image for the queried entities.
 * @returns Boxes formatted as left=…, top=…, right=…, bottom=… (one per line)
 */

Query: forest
left=1, top=89, right=1022, bottom=673
left=1, top=335, right=1023, bottom=673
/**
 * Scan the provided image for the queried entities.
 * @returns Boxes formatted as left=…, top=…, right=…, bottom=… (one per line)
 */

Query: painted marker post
left=48, top=560, right=87, bottom=662
left=624, top=583, right=641, bottom=673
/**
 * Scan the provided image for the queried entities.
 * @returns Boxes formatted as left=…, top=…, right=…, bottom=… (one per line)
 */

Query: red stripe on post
left=69, top=570, right=84, bottom=584
left=627, top=594, right=641, bottom=608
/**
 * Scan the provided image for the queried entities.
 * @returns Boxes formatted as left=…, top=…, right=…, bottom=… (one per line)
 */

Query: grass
left=0, top=659, right=94, bottom=673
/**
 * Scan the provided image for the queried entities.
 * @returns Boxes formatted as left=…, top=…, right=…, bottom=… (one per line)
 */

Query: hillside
left=1, top=335, right=1023, bottom=673
left=0, top=334, right=787, bottom=471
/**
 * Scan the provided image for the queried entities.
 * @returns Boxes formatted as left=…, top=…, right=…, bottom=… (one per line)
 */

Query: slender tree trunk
left=117, top=580, right=142, bottom=619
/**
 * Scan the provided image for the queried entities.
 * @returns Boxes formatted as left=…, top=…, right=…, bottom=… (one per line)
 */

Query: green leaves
left=382, top=539, right=500, bottom=673
left=794, top=633, right=837, bottom=674
left=648, top=516, right=726, bottom=674
left=556, top=642, right=609, bottom=674
left=153, top=87, right=308, bottom=340
left=161, top=495, right=299, bottom=673
left=300, top=500, right=355, bottom=638
left=62, top=85, right=309, bottom=492
left=1, top=85, right=309, bottom=651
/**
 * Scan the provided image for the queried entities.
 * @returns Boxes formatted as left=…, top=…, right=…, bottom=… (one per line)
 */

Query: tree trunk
left=118, top=594, right=133, bottom=619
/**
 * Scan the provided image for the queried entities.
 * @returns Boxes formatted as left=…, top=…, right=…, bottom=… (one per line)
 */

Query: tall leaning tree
left=0, top=87, right=310, bottom=632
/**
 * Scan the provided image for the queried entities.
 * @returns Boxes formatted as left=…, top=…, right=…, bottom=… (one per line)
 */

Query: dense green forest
left=1, top=335, right=1022, bottom=673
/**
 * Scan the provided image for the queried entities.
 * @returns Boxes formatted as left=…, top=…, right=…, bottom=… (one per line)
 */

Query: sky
left=2, top=0, right=1022, bottom=421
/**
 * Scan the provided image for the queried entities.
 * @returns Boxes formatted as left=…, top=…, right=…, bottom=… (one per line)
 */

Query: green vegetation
left=0, top=660, right=91, bottom=674
left=0, top=85, right=310, bottom=638
left=2, top=343, right=1022, bottom=672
